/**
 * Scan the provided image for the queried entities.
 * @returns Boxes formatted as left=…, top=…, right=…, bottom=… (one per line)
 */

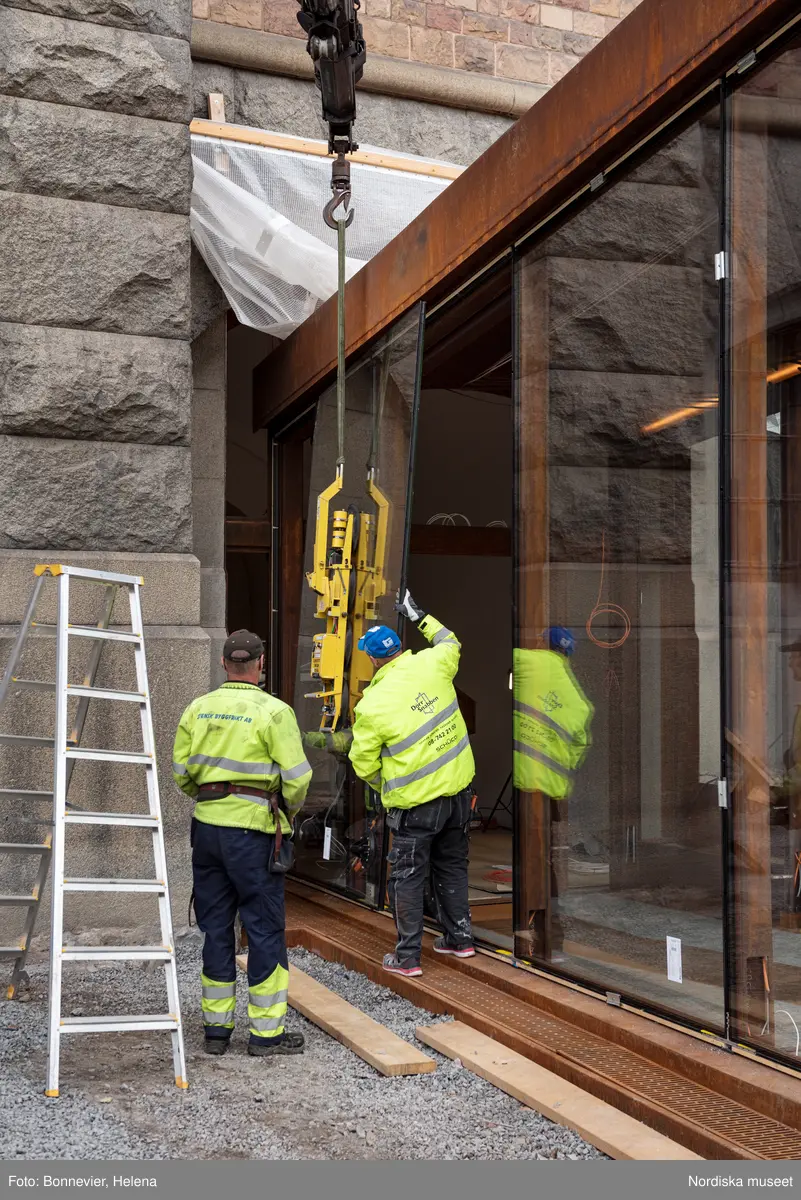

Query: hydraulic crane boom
left=296, top=0, right=366, bottom=155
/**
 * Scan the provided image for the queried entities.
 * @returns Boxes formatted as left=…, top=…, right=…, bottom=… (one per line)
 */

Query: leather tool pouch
left=269, top=796, right=295, bottom=874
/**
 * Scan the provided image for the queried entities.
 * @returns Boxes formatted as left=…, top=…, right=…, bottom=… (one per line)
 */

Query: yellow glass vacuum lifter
left=305, top=466, right=390, bottom=732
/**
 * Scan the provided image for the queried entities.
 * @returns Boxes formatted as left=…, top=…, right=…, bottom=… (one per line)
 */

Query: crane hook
left=324, top=189, right=355, bottom=229
left=323, top=151, right=355, bottom=230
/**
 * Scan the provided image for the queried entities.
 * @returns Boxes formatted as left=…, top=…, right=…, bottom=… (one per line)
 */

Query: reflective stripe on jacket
left=349, top=614, right=475, bottom=809
left=172, top=681, right=312, bottom=833
left=513, top=648, right=593, bottom=800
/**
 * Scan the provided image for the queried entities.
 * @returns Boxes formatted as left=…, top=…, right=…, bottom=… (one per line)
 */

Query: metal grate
left=289, top=896, right=801, bottom=1160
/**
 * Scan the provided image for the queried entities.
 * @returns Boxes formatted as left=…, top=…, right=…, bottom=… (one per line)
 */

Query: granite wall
left=0, top=0, right=206, bottom=937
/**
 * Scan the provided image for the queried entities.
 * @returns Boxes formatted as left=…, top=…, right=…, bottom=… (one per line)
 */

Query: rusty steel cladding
left=253, top=0, right=800, bottom=430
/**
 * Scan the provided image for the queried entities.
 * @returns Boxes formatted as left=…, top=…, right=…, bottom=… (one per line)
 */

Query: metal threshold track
left=285, top=889, right=801, bottom=1160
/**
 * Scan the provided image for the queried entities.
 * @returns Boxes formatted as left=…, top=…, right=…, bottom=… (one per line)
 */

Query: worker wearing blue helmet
left=513, top=626, right=591, bottom=800
left=513, top=627, right=593, bottom=961
left=349, top=593, right=476, bottom=977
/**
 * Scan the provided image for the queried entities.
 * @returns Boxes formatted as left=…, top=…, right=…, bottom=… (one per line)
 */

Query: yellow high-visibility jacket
left=349, top=615, right=475, bottom=809
left=172, top=682, right=312, bottom=834
left=513, top=648, right=593, bottom=800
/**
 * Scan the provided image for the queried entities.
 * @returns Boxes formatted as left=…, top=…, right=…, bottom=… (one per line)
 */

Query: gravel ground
left=0, top=935, right=605, bottom=1161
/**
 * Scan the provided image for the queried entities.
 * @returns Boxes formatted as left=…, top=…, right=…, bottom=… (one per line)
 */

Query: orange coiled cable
left=586, top=530, right=632, bottom=650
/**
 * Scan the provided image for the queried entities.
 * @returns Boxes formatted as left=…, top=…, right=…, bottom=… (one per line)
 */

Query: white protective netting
left=190, top=131, right=455, bottom=338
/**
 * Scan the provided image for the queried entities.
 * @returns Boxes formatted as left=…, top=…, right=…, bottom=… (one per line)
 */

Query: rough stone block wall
left=0, top=3, right=194, bottom=550
left=192, top=0, right=644, bottom=87
left=192, top=58, right=514, bottom=162
left=0, top=0, right=205, bottom=934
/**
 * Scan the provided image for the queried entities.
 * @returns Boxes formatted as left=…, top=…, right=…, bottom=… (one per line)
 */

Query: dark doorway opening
left=408, top=268, right=515, bottom=948
left=224, top=322, right=274, bottom=657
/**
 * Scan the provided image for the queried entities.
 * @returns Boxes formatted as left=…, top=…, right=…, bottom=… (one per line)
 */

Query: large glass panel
left=408, top=267, right=514, bottom=948
left=289, top=310, right=422, bottom=902
left=515, top=104, right=725, bottom=1028
left=728, top=34, right=801, bottom=1059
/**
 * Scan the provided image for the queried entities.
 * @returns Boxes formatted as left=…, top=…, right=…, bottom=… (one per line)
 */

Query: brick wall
left=192, top=0, right=644, bottom=87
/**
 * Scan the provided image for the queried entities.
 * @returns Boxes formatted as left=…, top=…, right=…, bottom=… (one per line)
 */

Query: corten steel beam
left=254, top=0, right=798, bottom=429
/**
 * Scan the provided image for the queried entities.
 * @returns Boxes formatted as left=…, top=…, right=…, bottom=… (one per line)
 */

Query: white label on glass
left=666, top=936, right=683, bottom=983
left=323, top=826, right=332, bottom=861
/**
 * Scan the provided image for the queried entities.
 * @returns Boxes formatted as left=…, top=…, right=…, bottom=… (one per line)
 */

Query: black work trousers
left=386, top=787, right=474, bottom=967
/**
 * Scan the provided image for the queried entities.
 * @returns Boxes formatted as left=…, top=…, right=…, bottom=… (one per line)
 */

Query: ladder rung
left=10, top=678, right=55, bottom=692
left=0, top=894, right=36, bottom=906
left=64, top=811, right=158, bottom=828
left=62, top=878, right=165, bottom=893
left=0, top=842, right=50, bottom=854
left=67, top=625, right=141, bottom=644
left=66, top=747, right=152, bottom=765
left=0, top=734, right=54, bottom=747
left=66, top=685, right=146, bottom=703
left=60, top=946, right=172, bottom=962
left=0, top=789, right=53, bottom=801
left=0, top=946, right=24, bottom=959
left=60, top=1014, right=179, bottom=1033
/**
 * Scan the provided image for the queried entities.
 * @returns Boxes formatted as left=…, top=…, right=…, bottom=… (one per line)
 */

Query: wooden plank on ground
left=291, top=965, right=436, bottom=1077
left=416, top=1021, right=701, bottom=1161
left=237, top=954, right=435, bottom=1077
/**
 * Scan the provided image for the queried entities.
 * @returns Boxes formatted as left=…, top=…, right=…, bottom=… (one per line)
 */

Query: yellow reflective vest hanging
left=513, top=648, right=593, bottom=800
left=349, top=615, right=475, bottom=809
left=172, top=682, right=312, bottom=834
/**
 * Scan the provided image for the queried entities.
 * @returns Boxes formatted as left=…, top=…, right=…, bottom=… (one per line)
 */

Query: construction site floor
left=282, top=882, right=801, bottom=1161
left=0, top=938, right=602, bottom=1161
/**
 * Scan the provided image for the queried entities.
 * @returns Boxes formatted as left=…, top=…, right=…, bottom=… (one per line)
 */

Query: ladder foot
left=175, top=1077, right=189, bottom=1089
left=44, top=1089, right=59, bottom=1097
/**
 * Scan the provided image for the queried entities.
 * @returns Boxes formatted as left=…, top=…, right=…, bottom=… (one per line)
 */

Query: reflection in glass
left=513, top=635, right=594, bottom=957
left=728, top=35, right=801, bottom=1058
left=289, top=313, right=421, bottom=902
left=515, top=104, right=725, bottom=1028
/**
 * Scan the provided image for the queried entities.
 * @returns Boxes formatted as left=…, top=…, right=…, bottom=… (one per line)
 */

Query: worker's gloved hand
left=395, top=589, right=426, bottom=623
left=303, top=729, right=353, bottom=754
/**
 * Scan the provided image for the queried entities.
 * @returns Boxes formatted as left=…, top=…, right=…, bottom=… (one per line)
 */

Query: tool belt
left=196, top=781, right=294, bottom=875
left=197, top=782, right=271, bottom=802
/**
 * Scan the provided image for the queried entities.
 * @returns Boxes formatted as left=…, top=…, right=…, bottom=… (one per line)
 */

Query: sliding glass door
left=513, top=100, right=727, bottom=1030
left=725, top=31, right=801, bottom=1057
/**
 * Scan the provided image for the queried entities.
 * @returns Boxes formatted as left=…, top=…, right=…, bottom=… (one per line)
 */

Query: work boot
left=204, top=1037, right=230, bottom=1056
left=247, top=1031, right=305, bottom=1057
left=382, top=952, right=422, bottom=977
left=432, top=937, right=476, bottom=959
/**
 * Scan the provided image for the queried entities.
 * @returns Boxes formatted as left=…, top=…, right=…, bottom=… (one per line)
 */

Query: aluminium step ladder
left=0, top=564, right=187, bottom=1097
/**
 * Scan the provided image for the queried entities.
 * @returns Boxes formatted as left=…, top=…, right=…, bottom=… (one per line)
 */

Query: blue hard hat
left=358, top=625, right=402, bottom=659
left=545, top=626, right=575, bottom=656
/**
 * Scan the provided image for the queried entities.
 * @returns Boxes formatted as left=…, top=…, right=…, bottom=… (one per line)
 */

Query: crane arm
left=296, top=0, right=366, bottom=156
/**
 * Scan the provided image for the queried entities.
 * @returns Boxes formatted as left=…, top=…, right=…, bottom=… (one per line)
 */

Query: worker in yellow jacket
left=513, top=628, right=593, bottom=798
left=349, top=591, right=476, bottom=977
left=172, top=629, right=312, bottom=1057
left=513, top=627, right=593, bottom=958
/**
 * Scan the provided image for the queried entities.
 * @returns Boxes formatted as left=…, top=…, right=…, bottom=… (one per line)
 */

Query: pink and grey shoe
left=432, top=937, right=476, bottom=958
left=382, top=952, right=423, bottom=977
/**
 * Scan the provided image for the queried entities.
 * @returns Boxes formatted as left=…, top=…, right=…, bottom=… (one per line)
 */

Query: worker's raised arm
left=418, top=614, right=462, bottom=680
left=348, top=710, right=383, bottom=791
left=172, top=705, right=198, bottom=798
left=395, top=588, right=462, bottom=681
left=263, top=704, right=312, bottom=821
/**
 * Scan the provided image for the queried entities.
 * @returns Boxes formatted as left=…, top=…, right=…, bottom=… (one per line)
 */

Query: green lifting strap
left=336, top=213, right=346, bottom=469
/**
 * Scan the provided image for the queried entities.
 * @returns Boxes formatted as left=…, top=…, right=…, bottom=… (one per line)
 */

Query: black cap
left=223, top=629, right=264, bottom=662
